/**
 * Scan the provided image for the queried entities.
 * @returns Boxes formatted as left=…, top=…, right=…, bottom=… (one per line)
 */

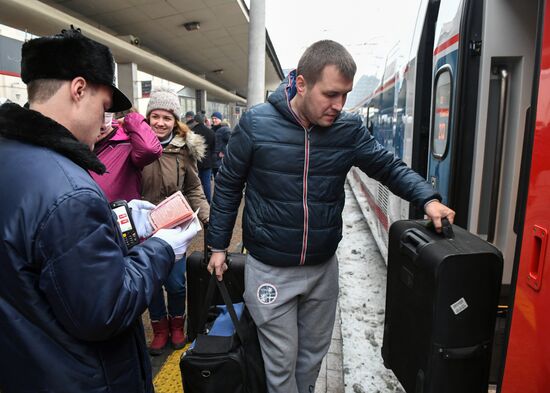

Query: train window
left=431, top=68, right=452, bottom=159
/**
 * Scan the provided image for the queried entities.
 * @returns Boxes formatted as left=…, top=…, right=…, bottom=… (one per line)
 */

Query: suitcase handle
left=401, top=229, right=430, bottom=259
left=425, top=218, right=454, bottom=239
left=440, top=218, right=454, bottom=239
left=202, top=227, right=245, bottom=296
left=438, top=341, right=490, bottom=360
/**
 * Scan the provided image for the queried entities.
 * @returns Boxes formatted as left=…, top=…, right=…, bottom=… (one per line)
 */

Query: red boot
left=149, top=317, right=169, bottom=356
left=169, top=315, right=187, bottom=349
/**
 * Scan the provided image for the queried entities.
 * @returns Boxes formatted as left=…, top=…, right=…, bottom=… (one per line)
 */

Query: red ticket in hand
left=149, top=191, right=194, bottom=232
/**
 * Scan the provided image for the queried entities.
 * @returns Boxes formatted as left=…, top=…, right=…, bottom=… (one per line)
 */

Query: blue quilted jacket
left=207, top=72, right=440, bottom=266
left=0, top=103, right=174, bottom=393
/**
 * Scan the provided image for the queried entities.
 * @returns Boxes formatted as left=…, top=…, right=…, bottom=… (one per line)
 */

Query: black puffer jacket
left=208, top=72, right=440, bottom=267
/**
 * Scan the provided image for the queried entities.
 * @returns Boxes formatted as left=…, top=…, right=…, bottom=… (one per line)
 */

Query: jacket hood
left=0, top=103, right=106, bottom=174
left=170, top=130, right=206, bottom=162
left=267, top=69, right=299, bottom=124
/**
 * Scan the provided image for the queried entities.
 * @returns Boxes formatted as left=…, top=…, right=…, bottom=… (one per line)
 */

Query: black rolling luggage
left=382, top=219, right=503, bottom=393
left=186, top=236, right=246, bottom=341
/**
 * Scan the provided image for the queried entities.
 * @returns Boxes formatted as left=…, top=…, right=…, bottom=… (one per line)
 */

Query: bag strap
left=202, top=224, right=209, bottom=261
left=197, top=273, right=247, bottom=344
left=196, top=272, right=218, bottom=333
left=214, top=276, right=247, bottom=344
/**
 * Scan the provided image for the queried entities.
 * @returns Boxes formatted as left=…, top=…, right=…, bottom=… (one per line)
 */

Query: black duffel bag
left=180, top=273, right=266, bottom=393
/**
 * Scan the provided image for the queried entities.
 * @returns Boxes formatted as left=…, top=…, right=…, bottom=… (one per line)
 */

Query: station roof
left=0, top=0, right=284, bottom=103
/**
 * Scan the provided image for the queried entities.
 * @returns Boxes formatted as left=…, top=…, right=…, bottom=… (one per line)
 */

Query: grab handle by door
left=487, top=68, right=509, bottom=243
left=527, top=225, right=548, bottom=291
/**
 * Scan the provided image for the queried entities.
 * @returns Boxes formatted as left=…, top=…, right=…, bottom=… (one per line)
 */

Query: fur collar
left=0, top=103, right=105, bottom=174
left=170, top=130, right=206, bottom=162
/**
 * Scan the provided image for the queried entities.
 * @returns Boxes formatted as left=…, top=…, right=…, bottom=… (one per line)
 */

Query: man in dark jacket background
left=207, top=40, right=455, bottom=393
left=190, top=112, right=216, bottom=202
left=0, top=28, right=198, bottom=393
left=211, top=111, right=231, bottom=177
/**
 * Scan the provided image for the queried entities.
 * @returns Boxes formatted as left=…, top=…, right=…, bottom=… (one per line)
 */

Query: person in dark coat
left=190, top=113, right=216, bottom=202
left=206, top=40, right=455, bottom=393
left=211, top=111, right=231, bottom=177
left=0, top=28, right=198, bottom=393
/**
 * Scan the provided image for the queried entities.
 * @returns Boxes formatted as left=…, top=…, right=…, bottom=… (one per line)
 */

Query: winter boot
left=169, top=315, right=186, bottom=349
left=149, top=317, right=169, bottom=356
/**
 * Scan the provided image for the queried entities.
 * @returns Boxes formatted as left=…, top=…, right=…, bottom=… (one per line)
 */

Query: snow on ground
left=337, top=182, right=404, bottom=393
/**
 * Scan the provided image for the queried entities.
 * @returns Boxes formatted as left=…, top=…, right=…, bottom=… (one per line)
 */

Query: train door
left=465, top=0, right=538, bottom=290
left=500, top=2, right=550, bottom=391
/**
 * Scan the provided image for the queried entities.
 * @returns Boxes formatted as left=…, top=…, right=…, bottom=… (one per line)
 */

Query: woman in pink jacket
left=92, top=111, right=162, bottom=202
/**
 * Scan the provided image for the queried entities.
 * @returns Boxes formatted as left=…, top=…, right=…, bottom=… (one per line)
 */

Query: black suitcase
left=382, top=219, right=503, bottom=393
left=186, top=239, right=246, bottom=342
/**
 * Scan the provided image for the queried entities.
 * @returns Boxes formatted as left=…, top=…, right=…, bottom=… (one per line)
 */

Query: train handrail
left=487, top=68, right=509, bottom=243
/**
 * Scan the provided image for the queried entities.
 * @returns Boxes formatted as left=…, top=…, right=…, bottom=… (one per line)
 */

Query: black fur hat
left=21, top=27, right=131, bottom=112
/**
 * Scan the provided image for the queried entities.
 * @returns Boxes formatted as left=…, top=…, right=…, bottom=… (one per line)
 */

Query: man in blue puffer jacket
left=0, top=28, right=198, bottom=393
left=207, top=40, right=455, bottom=393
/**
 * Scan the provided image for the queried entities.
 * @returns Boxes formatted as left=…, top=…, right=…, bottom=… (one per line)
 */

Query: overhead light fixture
left=212, top=69, right=224, bottom=75
left=183, top=21, right=200, bottom=31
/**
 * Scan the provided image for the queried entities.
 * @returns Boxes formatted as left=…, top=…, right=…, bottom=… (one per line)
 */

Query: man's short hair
left=297, top=40, right=357, bottom=85
left=27, top=79, right=65, bottom=104
left=194, top=113, right=205, bottom=124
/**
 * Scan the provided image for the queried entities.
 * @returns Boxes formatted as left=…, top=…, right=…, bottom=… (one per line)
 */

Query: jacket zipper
left=176, top=155, right=180, bottom=187
left=300, top=128, right=311, bottom=265
left=285, top=81, right=311, bottom=265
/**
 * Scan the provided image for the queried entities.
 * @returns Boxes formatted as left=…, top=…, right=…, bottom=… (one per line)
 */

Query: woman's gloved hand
left=128, top=199, right=155, bottom=238
left=152, top=218, right=200, bottom=260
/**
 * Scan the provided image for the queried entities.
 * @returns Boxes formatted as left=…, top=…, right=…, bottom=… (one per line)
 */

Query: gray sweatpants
left=243, top=254, right=339, bottom=393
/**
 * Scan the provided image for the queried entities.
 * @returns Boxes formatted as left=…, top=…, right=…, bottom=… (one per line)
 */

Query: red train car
left=500, top=1, right=550, bottom=391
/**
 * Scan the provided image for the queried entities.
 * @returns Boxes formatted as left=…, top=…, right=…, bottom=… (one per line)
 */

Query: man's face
left=211, top=117, right=222, bottom=126
left=149, top=109, right=176, bottom=140
left=77, top=84, right=113, bottom=149
left=299, top=65, right=353, bottom=128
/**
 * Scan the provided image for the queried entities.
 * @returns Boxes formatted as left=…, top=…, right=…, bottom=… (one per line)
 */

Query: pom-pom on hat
left=21, top=26, right=131, bottom=113
left=146, top=88, right=181, bottom=120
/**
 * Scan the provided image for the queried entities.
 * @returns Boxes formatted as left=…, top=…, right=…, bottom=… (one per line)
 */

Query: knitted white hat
left=146, top=88, right=181, bottom=120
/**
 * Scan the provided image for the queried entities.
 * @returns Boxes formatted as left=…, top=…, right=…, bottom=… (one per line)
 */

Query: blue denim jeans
left=148, top=256, right=186, bottom=320
left=199, top=168, right=212, bottom=203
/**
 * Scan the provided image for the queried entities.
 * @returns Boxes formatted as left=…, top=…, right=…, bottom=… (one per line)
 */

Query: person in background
left=189, top=113, right=216, bottom=203
left=141, top=88, right=210, bottom=354
left=206, top=40, right=455, bottom=393
left=201, top=109, right=212, bottom=128
left=0, top=28, right=198, bottom=393
left=91, top=109, right=162, bottom=202
left=211, top=111, right=230, bottom=177
left=184, top=110, right=195, bottom=125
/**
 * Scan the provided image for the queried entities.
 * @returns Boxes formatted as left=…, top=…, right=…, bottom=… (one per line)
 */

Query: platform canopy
left=0, top=0, right=284, bottom=103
